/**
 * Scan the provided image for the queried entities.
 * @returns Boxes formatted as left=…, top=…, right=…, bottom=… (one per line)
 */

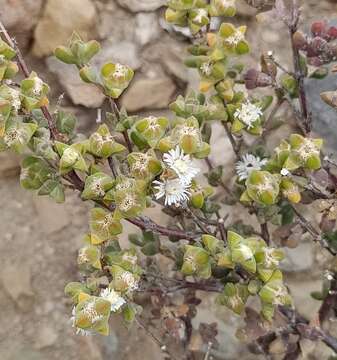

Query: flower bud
left=244, top=69, right=272, bottom=90
left=311, top=21, right=327, bottom=37
left=292, top=31, right=308, bottom=51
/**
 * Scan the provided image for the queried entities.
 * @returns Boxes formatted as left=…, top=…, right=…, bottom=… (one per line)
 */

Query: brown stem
left=135, top=317, right=179, bottom=360
left=108, top=157, right=117, bottom=178
left=204, top=157, right=231, bottom=195
left=260, top=222, right=270, bottom=245
left=319, top=277, right=337, bottom=324
left=287, top=3, right=310, bottom=134
left=255, top=306, right=337, bottom=356
left=108, top=97, right=133, bottom=152
left=216, top=211, right=227, bottom=243
left=291, top=205, right=336, bottom=256
left=0, top=20, right=61, bottom=141
left=222, top=121, right=241, bottom=159
left=262, top=98, right=285, bottom=134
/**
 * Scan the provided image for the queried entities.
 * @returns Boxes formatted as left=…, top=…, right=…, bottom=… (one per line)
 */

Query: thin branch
left=108, top=97, right=133, bottom=152
left=186, top=207, right=213, bottom=235
left=0, top=20, right=61, bottom=141
left=204, top=157, right=231, bottom=195
left=291, top=205, right=336, bottom=256
left=216, top=211, right=227, bottom=243
left=260, top=222, right=270, bottom=245
left=287, top=2, right=310, bottom=134
left=135, top=317, right=179, bottom=360
left=108, top=157, right=117, bottom=178
left=262, top=97, right=285, bottom=134
left=222, top=121, right=241, bottom=159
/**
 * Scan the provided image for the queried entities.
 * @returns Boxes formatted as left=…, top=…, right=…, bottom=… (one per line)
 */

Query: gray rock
left=135, top=13, right=160, bottom=46
left=0, top=0, right=42, bottom=31
left=143, top=38, right=188, bottom=82
left=32, top=195, right=71, bottom=234
left=0, top=0, right=43, bottom=50
left=33, top=0, right=97, bottom=57
left=280, top=242, right=314, bottom=272
left=1, top=263, right=34, bottom=310
left=46, top=57, right=105, bottom=108
left=93, top=41, right=141, bottom=70
left=307, top=75, right=337, bottom=151
left=116, top=0, right=166, bottom=12
left=0, top=152, right=21, bottom=179
left=121, top=75, right=176, bottom=112
left=97, top=2, right=136, bottom=41
left=287, top=279, right=322, bottom=319
left=34, top=324, right=58, bottom=349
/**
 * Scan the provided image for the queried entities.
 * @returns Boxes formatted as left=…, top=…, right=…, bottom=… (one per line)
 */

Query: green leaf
left=56, top=111, right=76, bottom=135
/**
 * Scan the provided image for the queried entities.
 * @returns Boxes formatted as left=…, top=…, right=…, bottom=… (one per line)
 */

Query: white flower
left=280, top=168, right=290, bottom=176
left=100, top=288, right=126, bottom=312
left=234, top=101, right=263, bottom=129
left=153, top=178, right=191, bottom=206
left=235, top=154, right=267, bottom=181
left=163, top=146, right=200, bottom=185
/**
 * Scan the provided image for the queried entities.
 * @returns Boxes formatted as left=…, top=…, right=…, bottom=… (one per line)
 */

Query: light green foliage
left=90, top=208, right=123, bottom=244
left=131, top=116, right=169, bottom=149
left=181, top=230, right=290, bottom=319
left=89, top=124, right=126, bottom=158
left=55, top=32, right=101, bottom=67
left=0, top=39, right=18, bottom=81
left=1, top=0, right=329, bottom=340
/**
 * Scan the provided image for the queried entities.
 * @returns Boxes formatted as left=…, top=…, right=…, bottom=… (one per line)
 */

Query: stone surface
left=93, top=41, right=141, bottom=70
left=116, top=0, right=166, bottom=12
left=0, top=0, right=43, bottom=50
left=32, top=195, right=71, bottom=234
left=281, top=242, right=314, bottom=272
left=121, top=75, right=176, bottom=112
left=287, top=278, right=322, bottom=319
left=34, top=324, right=59, bottom=349
left=307, top=75, right=337, bottom=151
left=33, top=0, right=97, bottom=57
left=96, top=2, right=136, bottom=41
left=1, top=263, right=34, bottom=310
left=0, top=0, right=43, bottom=31
left=46, top=57, right=105, bottom=108
left=135, top=13, right=160, bottom=46
left=0, top=151, right=21, bottom=178
left=143, top=37, right=188, bottom=82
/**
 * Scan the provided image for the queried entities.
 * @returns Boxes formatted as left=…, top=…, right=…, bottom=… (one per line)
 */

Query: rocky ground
left=1, top=0, right=337, bottom=359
